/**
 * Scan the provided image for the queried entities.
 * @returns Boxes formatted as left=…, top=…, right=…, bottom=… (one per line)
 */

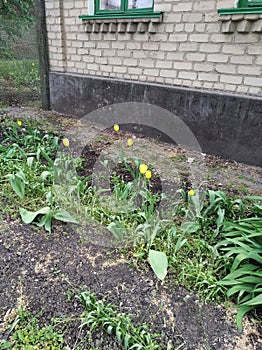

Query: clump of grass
left=79, top=291, right=163, bottom=350
left=0, top=308, right=66, bottom=349
left=216, top=214, right=262, bottom=330
left=0, top=59, right=40, bottom=91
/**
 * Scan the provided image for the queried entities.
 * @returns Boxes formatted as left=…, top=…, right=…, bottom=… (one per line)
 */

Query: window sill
left=218, top=12, right=262, bottom=33
left=218, top=7, right=262, bottom=15
left=79, top=12, right=163, bottom=33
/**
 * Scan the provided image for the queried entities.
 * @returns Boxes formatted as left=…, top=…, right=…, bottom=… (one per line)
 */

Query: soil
left=0, top=79, right=40, bottom=109
left=0, top=106, right=261, bottom=349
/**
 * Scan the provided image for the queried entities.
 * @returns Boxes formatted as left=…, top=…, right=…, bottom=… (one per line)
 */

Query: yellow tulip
left=189, top=189, right=195, bottom=196
left=145, top=170, right=152, bottom=179
left=127, top=138, right=133, bottom=147
left=113, top=124, right=120, bottom=132
left=17, top=120, right=22, bottom=127
left=139, top=163, right=148, bottom=174
left=62, top=138, right=70, bottom=147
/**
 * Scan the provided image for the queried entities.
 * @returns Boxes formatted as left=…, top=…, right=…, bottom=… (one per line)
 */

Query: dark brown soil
left=0, top=221, right=259, bottom=350
left=0, top=107, right=261, bottom=349
left=0, top=79, right=40, bottom=108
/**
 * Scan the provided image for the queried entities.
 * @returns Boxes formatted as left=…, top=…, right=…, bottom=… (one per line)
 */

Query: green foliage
left=0, top=0, right=35, bottom=58
left=0, top=308, right=66, bottom=349
left=0, top=116, right=261, bottom=331
left=0, top=119, right=77, bottom=231
left=184, top=189, right=244, bottom=240
left=1, top=118, right=58, bottom=160
left=217, top=215, right=262, bottom=330
left=0, top=59, right=39, bottom=89
left=148, top=249, right=168, bottom=281
left=5, top=170, right=27, bottom=199
left=79, top=291, right=162, bottom=350
left=20, top=204, right=78, bottom=233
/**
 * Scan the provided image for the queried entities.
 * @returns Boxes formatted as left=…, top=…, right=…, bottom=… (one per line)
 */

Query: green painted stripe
left=218, top=7, right=262, bottom=14
left=79, top=11, right=162, bottom=20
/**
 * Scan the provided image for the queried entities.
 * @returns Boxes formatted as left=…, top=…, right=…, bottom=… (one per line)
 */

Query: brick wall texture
left=45, top=0, right=262, bottom=96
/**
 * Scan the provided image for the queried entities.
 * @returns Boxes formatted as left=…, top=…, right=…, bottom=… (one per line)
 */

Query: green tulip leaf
left=20, top=207, right=51, bottom=224
left=148, top=249, right=168, bottom=281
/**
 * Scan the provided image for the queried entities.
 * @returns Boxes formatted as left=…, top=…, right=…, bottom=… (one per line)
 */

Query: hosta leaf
left=15, top=171, right=27, bottom=182
left=129, top=344, right=143, bottom=349
left=46, top=191, right=53, bottom=204
left=148, top=250, right=168, bottom=281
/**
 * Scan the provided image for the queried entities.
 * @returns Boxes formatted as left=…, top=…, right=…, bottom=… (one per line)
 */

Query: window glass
left=127, top=0, right=153, bottom=9
left=248, top=0, right=262, bottom=5
left=238, top=0, right=262, bottom=6
left=100, top=0, right=121, bottom=10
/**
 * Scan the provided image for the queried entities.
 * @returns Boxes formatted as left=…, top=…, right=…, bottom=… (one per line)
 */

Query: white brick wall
left=45, top=0, right=262, bottom=96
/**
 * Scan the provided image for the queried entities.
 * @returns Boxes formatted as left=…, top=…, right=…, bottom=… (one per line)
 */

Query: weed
left=0, top=308, right=66, bottom=349
left=79, top=291, right=162, bottom=349
left=0, top=59, right=40, bottom=92
left=170, top=155, right=187, bottom=162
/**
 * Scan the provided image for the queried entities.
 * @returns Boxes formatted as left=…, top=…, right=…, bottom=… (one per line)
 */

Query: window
left=79, top=0, right=162, bottom=19
left=80, top=0, right=162, bottom=33
left=218, top=0, right=262, bottom=14
left=95, top=0, right=154, bottom=15
left=238, top=0, right=262, bottom=8
left=80, top=0, right=162, bottom=20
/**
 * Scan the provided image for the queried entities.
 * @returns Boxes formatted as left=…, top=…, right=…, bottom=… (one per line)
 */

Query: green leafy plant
left=0, top=308, right=66, bottom=349
left=5, top=170, right=27, bottom=199
left=217, top=215, right=262, bottom=330
left=0, top=59, right=40, bottom=89
left=79, top=291, right=162, bottom=350
left=148, top=249, right=168, bottom=281
left=3, top=121, right=59, bottom=158
left=20, top=191, right=78, bottom=233
left=0, top=1, right=35, bottom=58
left=182, top=189, right=244, bottom=240
left=179, top=256, right=226, bottom=302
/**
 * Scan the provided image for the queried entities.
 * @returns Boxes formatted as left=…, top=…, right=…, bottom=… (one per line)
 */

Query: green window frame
left=79, top=0, right=162, bottom=19
left=238, top=0, right=262, bottom=7
left=95, top=0, right=154, bottom=15
left=218, top=0, right=262, bottom=14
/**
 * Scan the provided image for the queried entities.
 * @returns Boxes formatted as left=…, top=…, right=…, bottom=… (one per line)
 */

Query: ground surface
left=0, top=106, right=261, bottom=349
left=0, top=79, right=40, bottom=109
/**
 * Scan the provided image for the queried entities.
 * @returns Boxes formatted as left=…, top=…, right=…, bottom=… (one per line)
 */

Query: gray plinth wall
left=50, top=72, right=262, bottom=167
